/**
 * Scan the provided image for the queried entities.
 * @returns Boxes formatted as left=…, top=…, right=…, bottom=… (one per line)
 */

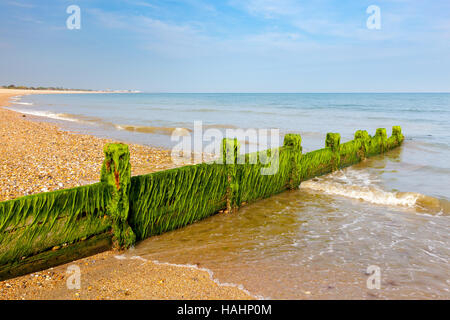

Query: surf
left=300, top=169, right=448, bottom=215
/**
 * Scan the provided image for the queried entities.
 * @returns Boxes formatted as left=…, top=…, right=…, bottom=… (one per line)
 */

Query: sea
left=7, top=92, right=450, bottom=299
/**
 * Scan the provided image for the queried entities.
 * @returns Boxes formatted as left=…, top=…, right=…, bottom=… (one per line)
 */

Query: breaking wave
left=300, top=169, right=448, bottom=215
left=12, top=101, right=33, bottom=105
left=114, top=124, right=191, bottom=136
left=5, top=107, right=80, bottom=122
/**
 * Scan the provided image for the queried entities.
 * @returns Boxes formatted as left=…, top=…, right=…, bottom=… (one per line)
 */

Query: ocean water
left=7, top=93, right=450, bottom=299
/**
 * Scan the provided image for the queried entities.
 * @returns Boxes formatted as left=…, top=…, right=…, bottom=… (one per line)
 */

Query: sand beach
left=0, top=89, right=253, bottom=300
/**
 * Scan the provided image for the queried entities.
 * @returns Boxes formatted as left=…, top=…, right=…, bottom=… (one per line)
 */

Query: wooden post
left=392, top=126, right=404, bottom=144
left=283, top=134, right=302, bottom=189
left=375, top=128, right=387, bottom=153
left=222, top=138, right=240, bottom=213
left=100, top=143, right=135, bottom=249
left=355, top=129, right=370, bottom=160
left=326, top=132, right=341, bottom=170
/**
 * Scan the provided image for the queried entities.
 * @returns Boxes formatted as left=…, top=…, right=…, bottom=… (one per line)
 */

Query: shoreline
left=0, top=89, right=178, bottom=201
left=0, top=89, right=253, bottom=300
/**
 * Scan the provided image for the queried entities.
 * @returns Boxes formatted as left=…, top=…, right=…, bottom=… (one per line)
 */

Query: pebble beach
left=0, top=89, right=177, bottom=202
left=0, top=89, right=253, bottom=300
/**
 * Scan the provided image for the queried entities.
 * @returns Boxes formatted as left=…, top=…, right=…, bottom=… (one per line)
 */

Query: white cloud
left=229, top=0, right=301, bottom=18
left=7, top=1, right=35, bottom=8
left=127, top=1, right=156, bottom=8
left=88, top=8, right=214, bottom=58
left=86, top=2, right=450, bottom=63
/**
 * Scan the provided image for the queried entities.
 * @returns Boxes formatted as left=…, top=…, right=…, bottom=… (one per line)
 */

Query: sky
left=0, top=0, right=449, bottom=92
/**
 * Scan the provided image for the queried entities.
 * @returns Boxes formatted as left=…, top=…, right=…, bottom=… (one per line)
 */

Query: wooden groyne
left=0, top=126, right=404, bottom=280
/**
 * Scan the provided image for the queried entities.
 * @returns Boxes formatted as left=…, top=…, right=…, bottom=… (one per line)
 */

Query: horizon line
left=129, top=91, right=450, bottom=94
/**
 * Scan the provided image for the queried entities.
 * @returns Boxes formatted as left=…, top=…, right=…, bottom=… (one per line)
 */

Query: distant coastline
left=1, top=85, right=141, bottom=93
left=2, top=84, right=95, bottom=91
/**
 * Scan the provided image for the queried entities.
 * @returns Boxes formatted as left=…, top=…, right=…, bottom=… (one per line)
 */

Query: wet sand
left=0, top=89, right=253, bottom=300
left=0, top=251, right=253, bottom=300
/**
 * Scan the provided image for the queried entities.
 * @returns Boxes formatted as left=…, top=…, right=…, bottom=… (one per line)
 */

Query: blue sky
left=0, top=0, right=449, bottom=92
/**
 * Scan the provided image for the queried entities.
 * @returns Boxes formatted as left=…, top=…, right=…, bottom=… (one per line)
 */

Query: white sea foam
left=151, top=259, right=267, bottom=300
left=13, top=101, right=33, bottom=106
left=302, top=179, right=421, bottom=207
left=114, top=253, right=266, bottom=299
left=5, top=107, right=79, bottom=122
left=300, top=169, right=438, bottom=209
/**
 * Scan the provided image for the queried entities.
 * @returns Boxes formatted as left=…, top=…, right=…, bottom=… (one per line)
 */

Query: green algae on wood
left=0, top=232, right=112, bottom=281
left=100, top=143, right=136, bottom=249
left=0, top=126, right=405, bottom=277
left=283, top=134, right=302, bottom=189
left=326, top=132, right=341, bottom=170
left=236, top=146, right=290, bottom=204
left=128, top=164, right=228, bottom=240
left=222, top=138, right=240, bottom=213
left=354, top=130, right=371, bottom=160
left=387, top=126, right=404, bottom=150
left=0, top=183, right=112, bottom=265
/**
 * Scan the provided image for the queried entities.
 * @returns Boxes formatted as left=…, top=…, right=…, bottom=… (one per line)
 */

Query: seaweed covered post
left=387, top=126, right=405, bottom=150
left=354, top=129, right=371, bottom=160
left=283, top=134, right=302, bottom=189
left=374, top=128, right=388, bottom=153
left=392, top=126, right=404, bottom=143
left=100, top=143, right=136, bottom=249
left=326, top=132, right=341, bottom=170
left=222, top=138, right=240, bottom=213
